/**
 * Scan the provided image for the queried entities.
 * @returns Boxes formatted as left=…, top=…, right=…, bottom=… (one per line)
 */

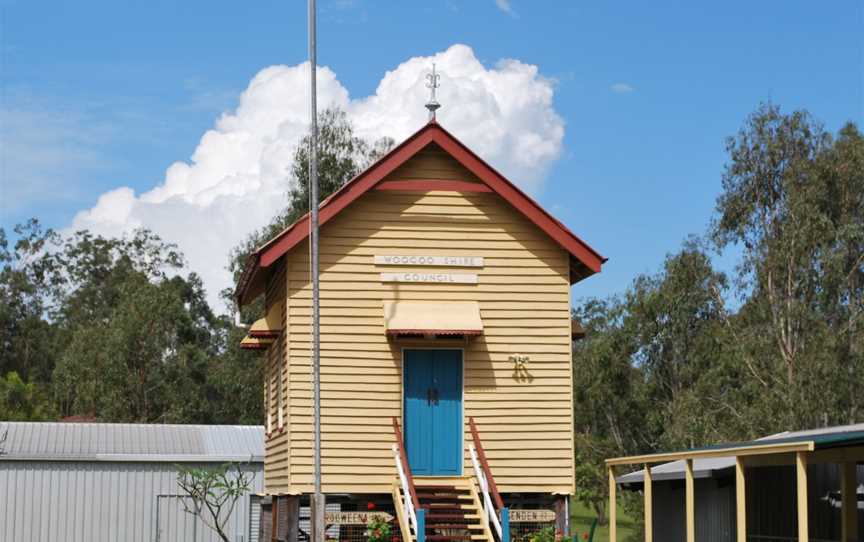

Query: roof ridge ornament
left=425, top=63, right=441, bottom=122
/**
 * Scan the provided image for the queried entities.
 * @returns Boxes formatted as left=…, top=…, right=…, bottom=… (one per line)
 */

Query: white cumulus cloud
left=495, top=0, right=514, bottom=15
left=70, top=44, right=565, bottom=312
left=610, top=83, right=635, bottom=94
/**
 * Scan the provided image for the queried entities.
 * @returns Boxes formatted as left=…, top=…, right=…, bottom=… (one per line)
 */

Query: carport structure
left=606, top=429, right=864, bottom=542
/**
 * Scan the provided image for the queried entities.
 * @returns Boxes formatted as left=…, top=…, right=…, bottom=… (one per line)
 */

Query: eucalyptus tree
left=712, top=104, right=864, bottom=429
left=0, top=220, right=61, bottom=383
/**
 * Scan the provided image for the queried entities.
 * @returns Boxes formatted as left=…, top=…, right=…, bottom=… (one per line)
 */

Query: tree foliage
left=572, top=297, right=646, bottom=523
left=177, top=463, right=255, bottom=542
left=0, top=223, right=263, bottom=423
left=0, top=219, right=61, bottom=383
left=0, top=107, right=392, bottom=423
left=0, top=371, right=54, bottom=421
left=573, top=104, right=863, bottom=523
left=712, top=104, right=864, bottom=429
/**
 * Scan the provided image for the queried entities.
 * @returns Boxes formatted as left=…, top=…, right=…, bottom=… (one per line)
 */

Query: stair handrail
left=469, top=417, right=508, bottom=542
left=470, top=443, right=503, bottom=540
left=392, top=417, right=421, bottom=538
left=468, top=417, right=504, bottom=509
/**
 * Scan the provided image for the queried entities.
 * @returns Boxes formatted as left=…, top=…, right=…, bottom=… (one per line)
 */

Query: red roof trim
left=375, top=180, right=492, bottom=193
left=239, top=121, right=605, bottom=303
left=386, top=329, right=484, bottom=336
left=249, top=330, right=281, bottom=339
left=239, top=343, right=270, bottom=351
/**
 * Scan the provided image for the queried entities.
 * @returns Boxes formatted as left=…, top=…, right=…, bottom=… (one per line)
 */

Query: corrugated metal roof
left=617, top=422, right=864, bottom=484
left=760, top=422, right=864, bottom=441
left=617, top=457, right=735, bottom=484
left=0, top=422, right=264, bottom=463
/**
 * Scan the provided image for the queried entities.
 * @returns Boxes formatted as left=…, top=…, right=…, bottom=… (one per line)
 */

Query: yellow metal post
left=796, top=451, right=809, bottom=542
left=842, top=461, right=858, bottom=542
left=608, top=466, right=617, bottom=542
left=643, top=465, right=653, bottom=542
left=735, top=456, right=746, bottom=542
left=685, top=459, right=695, bottom=542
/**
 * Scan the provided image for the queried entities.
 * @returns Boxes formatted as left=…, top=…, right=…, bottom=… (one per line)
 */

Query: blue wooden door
left=404, top=349, right=463, bottom=475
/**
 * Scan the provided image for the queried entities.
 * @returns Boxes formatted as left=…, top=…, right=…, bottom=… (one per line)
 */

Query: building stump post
left=608, top=466, right=617, bottom=542
left=796, top=452, right=809, bottom=542
left=842, top=460, right=859, bottom=542
left=554, top=496, right=568, bottom=538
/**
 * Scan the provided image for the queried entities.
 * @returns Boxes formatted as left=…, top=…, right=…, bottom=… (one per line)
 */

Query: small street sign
left=324, top=512, right=394, bottom=525
left=509, top=509, right=556, bottom=523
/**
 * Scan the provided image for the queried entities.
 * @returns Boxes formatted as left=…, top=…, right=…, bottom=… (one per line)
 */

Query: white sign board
left=324, top=512, right=394, bottom=525
left=375, top=255, right=484, bottom=267
left=509, top=509, right=556, bottom=523
left=381, top=272, right=478, bottom=284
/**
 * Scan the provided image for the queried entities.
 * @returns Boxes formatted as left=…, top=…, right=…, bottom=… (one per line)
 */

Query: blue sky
left=1, top=0, right=862, bottom=307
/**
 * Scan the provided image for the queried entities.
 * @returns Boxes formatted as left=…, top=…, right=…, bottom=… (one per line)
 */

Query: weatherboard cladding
left=0, top=422, right=264, bottom=462
left=263, top=260, right=291, bottom=493
left=266, top=145, right=576, bottom=495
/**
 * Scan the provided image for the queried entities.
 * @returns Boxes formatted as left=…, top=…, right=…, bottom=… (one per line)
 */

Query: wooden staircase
left=414, top=477, right=494, bottom=542
left=391, top=417, right=504, bottom=542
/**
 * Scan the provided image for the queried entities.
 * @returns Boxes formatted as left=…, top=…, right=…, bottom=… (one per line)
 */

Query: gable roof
left=236, top=121, right=606, bottom=305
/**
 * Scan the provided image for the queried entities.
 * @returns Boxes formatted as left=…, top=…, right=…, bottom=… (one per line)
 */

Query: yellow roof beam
left=606, top=440, right=815, bottom=466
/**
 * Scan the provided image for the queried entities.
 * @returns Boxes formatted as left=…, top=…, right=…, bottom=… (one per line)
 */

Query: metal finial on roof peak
left=425, top=63, right=441, bottom=121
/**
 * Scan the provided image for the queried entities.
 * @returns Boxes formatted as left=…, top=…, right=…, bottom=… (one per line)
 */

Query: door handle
left=427, top=388, right=432, bottom=406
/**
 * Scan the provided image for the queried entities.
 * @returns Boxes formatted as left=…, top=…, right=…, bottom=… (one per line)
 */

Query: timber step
left=394, top=475, right=493, bottom=542
left=426, top=524, right=484, bottom=530
left=422, top=485, right=484, bottom=540
left=426, top=514, right=478, bottom=521
left=417, top=494, right=473, bottom=501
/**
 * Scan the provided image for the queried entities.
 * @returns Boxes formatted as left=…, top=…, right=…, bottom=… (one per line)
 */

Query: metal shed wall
left=0, top=460, right=264, bottom=542
left=650, top=478, right=735, bottom=542
left=0, top=423, right=266, bottom=542
left=642, top=465, right=864, bottom=542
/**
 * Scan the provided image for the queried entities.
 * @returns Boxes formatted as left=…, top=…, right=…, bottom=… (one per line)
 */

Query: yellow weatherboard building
left=236, top=119, right=605, bottom=542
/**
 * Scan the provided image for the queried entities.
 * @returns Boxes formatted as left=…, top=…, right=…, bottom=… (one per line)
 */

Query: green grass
left=570, top=501, right=636, bottom=542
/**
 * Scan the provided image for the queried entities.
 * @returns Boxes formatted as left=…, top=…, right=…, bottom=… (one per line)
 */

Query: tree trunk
left=593, top=501, right=607, bottom=526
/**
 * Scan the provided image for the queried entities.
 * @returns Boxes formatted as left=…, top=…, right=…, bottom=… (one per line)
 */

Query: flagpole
left=308, top=0, right=324, bottom=541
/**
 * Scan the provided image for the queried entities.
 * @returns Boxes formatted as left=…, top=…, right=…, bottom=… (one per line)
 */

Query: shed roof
left=0, top=422, right=264, bottom=463
left=616, top=422, right=864, bottom=484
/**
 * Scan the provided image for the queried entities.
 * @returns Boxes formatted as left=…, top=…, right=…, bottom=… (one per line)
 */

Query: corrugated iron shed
left=616, top=422, right=864, bottom=484
left=0, top=422, right=266, bottom=542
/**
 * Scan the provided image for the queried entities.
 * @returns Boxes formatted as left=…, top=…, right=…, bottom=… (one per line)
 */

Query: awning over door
left=240, top=336, right=275, bottom=350
left=383, top=302, right=483, bottom=338
left=249, top=300, right=284, bottom=339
